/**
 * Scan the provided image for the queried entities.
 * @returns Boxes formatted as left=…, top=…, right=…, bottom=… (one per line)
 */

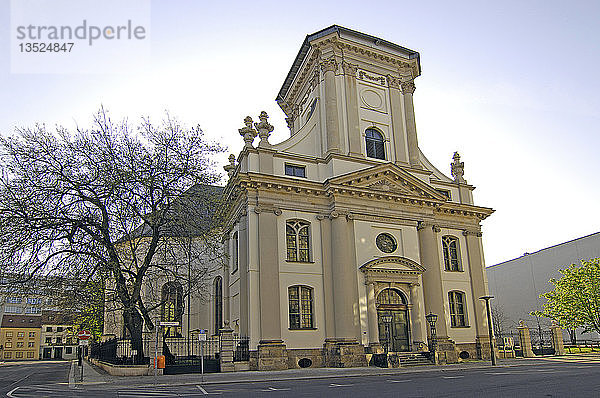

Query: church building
left=218, top=25, right=495, bottom=369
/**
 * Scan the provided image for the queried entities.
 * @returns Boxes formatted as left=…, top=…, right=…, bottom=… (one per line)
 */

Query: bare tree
left=0, top=109, right=225, bottom=361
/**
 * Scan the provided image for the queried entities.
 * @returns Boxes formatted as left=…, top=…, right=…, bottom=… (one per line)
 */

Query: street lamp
left=425, top=312, right=438, bottom=354
left=479, top=295, right=497, bottom=366
left=381, top=315, right=393, bottom=353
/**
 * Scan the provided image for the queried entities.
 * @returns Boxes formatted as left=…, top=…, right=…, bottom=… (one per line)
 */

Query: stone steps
left=397, top=352, right=433, bottom=367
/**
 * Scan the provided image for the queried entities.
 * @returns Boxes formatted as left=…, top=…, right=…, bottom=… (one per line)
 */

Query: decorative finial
left=238, top=116, right=257, bottom=149
left=254, top=111, right=274, bottom=148
left=519, top=320, right=525, bottom=327
left=223, top=154, right=236, bottom=178
left=451, top=151, right=466, bottom=183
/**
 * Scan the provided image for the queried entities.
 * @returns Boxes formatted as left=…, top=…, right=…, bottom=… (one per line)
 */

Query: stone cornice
left=436, top=203, right=495, bottom=221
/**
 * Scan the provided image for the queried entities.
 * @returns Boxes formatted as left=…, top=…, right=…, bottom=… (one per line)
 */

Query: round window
left=376, top=233, right=397, bottom=253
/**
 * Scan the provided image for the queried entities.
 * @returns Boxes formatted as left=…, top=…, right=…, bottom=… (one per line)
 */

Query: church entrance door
left=377, top=288, right=410, bottom=352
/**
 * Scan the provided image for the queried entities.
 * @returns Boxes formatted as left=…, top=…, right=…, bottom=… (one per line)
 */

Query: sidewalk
left=69, top=359, right=112, bottom=387
left=92, top=357, right=547, bottom=388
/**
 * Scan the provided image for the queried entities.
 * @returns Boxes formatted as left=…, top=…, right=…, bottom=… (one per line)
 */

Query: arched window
left=376, top=288, right=407, bottom=306
left=214, top=277, right=223, bottom=334
left=442, top=236, right=462, bottom=271
left=365, top=128, right=385, bottom=160
left=161, top=281, right=183, bottom=337
left=448, top=291, right=467, bottom=327
left=232, top=231, right=239, bottom=273
left=288, top=285, right=314, bottom=329
left=286, top=220, right=311, bottom=262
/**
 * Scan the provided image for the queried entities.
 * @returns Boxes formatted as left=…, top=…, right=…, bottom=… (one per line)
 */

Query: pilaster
left=409, top=283, right=426, bottom=350
left=342, top=61, right=361, bottom=156
left=238, top=215, right=250, bottom=337
left=387, top=75, right=409, bottom=165
left=318, top=215, right=336, bottom=339
left=463, top=230, right=488, bottom=338
left=321, top=58, right=341, bottom=154
left=366, top=281, right=380, bottom=347
left=401, top=80, right=420, bottom=168
left=257, top=209, right=281, bottom=341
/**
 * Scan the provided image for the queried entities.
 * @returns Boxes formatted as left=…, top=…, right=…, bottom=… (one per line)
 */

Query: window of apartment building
left=288, top=285, right=314, bottom=329
left=5, top=306, right=23, bottom=314
left=16, top=342, right=24, bottom=348
left=25, top=307, right=40, bottom=314
left=6, top=297, right=22, bottom=304
left=57, top=327, right=63, bottom=332
left=56, top=337, right=62, bottom=344
left=5, top=342, right=12, bottom=348
left=27, top=297, right=42, bottom=304
left=17, top=332, right=24, bottom=338
left=28, top=342, right=35, bottom=348
left=16, top=352, right=23, bottom=358
left=65, top=347, right=72, bottom=354
left=27, top=351, right=35, bottom=358
left=29, top=332, right=35, bottom=338
left=286, top=220, right=311, bottom=262
left=448, top=291, right=468, bottom=327
left=6, top=331, right=13, bottom=338
left=4, top=352, right=11, bottom=359
left=442, top=235, right=462, bottom=271
left=66, top=338, right=72, bottom=345
left=45, top=337, right=52, bottom=344
left=46, top=327, right=52, bottom=332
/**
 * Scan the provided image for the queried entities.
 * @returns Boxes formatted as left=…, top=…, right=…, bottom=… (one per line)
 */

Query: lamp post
left=425, top=312, right=438, bottom=354
left=381, top=315, right=393, bottom=354
left=479, top=295, right=497, bottom=366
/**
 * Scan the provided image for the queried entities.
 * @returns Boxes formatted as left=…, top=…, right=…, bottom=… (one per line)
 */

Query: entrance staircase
left=397, top=352, right=433, bottom=367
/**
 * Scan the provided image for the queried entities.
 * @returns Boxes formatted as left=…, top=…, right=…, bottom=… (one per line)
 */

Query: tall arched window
left=214, top=277, right=223, bottom=334
left=365, top=128, right=385, bottom=160
left=448, top=291, right=467, bottom=327
left=232, top=231, right=239, bottom=273
left=288, top=285, right=314, bottom=329
left=286, top=220, right=311, bottom=262
left=442, top=236, right=462, bottom=271
left=161, top=281, right=183, bottom=337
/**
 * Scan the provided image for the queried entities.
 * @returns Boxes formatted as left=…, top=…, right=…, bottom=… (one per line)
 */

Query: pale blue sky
left=1, top=0, right=599, bottom=266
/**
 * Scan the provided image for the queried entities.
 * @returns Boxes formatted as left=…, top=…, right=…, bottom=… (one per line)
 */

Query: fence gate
left=162, top=337, right=221, bottom=375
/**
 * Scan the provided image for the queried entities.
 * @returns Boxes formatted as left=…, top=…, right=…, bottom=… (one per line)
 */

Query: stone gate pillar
left=517, top=321, right=535, bottom=357
left=550, top=323, right=566, bottom=356
left=219, top=322, right=235, bottom=372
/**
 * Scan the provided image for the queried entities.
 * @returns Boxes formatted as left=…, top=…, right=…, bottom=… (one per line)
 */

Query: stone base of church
left=256, top=340, right=288, bottom=371
left=367, top=342, right=385, bottom=354
left=323, top=338, right=367, bottom=368
left=436, top=337, right=458, bottom=364
left=475, top=335, right=499, bottom=360
left=286, top=348, right=325, bottom=369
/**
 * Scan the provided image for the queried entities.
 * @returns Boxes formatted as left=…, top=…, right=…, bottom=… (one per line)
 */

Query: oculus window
left=376, top=233, right=397, bottom=253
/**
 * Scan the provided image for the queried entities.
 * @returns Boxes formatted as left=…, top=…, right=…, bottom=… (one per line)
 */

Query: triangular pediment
left=327, top=164, right=447, bottom=201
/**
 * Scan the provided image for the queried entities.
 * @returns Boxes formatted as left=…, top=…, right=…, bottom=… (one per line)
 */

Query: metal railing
left=233, top=336, right=249, bottom=362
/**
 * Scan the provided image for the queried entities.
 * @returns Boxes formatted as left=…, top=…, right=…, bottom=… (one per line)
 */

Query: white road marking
left=388, top=379, right=412, bottom=383
left=261, top=386, right=291, bottom=391
left=197, top=385, right=221, bottom=395
left=442, top=375, right=464, bottom=379
left=486, top=372, right=513, bottom=375
left=329, top=383, right=353, bottom=387
left=6, top=387, right=19, bottom=398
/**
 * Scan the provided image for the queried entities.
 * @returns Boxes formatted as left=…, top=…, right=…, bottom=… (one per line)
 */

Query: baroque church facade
left=218, top=25, right=495, bottom=369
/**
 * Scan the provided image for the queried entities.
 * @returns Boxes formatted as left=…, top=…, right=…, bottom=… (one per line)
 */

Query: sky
left=1, top=0, right=599, bottom=267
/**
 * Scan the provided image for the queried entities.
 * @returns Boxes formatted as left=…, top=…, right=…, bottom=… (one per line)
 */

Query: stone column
left=463, top=230, right=491, bottom=357
left=219, top=322, right=235, bottom=372
left=409, top=283, right=426, bottom=350
left=223, top=237, right=231, bottom=324
left=257, top=209, right=281, bottom=341
left=318, top=216, right=336, bottom=339
left=517, top=321, right=535, bottom=357
left=387, top=75, right=408, bottom=165
left=330, top=213, right=359, bottom=339
left=550, top=323, right=566, bottom=356
left=321, top=58, right=341, bottom=154
left=418, top=223, right=457, bottom=363
left=238, top=215, right=250, bottom=338
left=342, top=61, right=361, bottom=157
left=366, top=281, right=381, bottom=351
left=401, top=81, right=420, bottom=168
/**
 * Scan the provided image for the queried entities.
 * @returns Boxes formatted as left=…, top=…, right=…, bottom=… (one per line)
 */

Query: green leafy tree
left=537, top=258, right=600, bottom=335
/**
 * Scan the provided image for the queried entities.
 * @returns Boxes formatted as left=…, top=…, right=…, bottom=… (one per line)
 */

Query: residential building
left=0, top=315, right=41, bottom=360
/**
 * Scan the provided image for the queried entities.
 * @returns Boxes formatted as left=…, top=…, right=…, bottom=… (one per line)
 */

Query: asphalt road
left=0, top=360, right=70, bottom=397
left=2, top=358, right=600, bottom=397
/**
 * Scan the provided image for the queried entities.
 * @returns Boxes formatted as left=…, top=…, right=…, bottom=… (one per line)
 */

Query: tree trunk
left=124, top=307, right=145, bottom=364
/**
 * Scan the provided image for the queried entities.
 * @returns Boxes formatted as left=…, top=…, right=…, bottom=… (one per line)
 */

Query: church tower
left=221, top=26, right=494, bottom=370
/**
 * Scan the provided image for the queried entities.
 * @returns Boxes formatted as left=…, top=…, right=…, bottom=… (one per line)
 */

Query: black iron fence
left=90, top=338, right=151, bottom=365
left=233, top=336, right=250, bottom=362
